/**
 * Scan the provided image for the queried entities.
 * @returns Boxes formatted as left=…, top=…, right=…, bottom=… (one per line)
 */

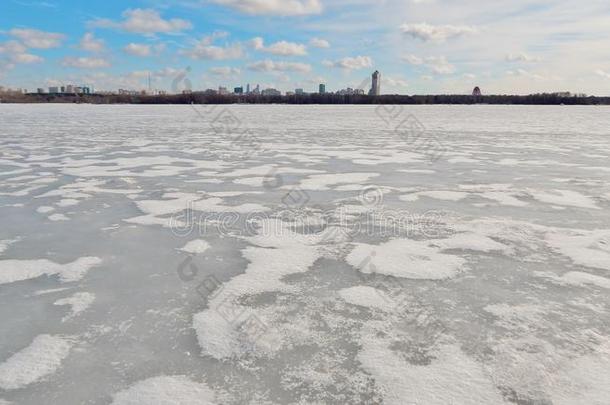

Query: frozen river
left=0, top=104, right=609, bottom=404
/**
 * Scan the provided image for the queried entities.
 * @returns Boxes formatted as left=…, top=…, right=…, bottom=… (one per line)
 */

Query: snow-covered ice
left=0, top=104, right=609, bottom=404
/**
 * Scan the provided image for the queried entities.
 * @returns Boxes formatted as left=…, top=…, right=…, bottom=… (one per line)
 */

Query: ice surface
left=0, top=104, right=609, bottom=404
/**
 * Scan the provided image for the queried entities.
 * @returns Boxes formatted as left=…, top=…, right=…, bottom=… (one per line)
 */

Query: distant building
left=218, top=86, right=229, bottom=95
left=252, top=84, right=260, bottom=95
left=246, top=83, right=250, bottom=94
left=295, top=88, right=304, bottom=95
left=234, top=86, right=244, bottom=94
left=37, top=88, right=45, bottom=94
left=369, top=70, right=381, bottom=96
left=82, top=87, right=91, bottom=94
left=336, top=87, right=365, bottom=96
left=286, top=91, right=295, bottom=96
left=261, top=88, right=281, bottom=96
left=472, top=86, right=482, bottom=96
left=319, top=84, right=326, bottom=94
left=118, top=89, right=140, bottom=95
left=48, top=86, right=59, bottom=93
left=60, top=86, right=66, bottom=93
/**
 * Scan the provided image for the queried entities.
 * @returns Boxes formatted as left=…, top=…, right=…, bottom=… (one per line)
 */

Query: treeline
left=2, top=92, right=610, bottom=105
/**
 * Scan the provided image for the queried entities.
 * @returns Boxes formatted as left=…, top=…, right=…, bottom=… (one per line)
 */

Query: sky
left=1, top=0, right=610, bottom=95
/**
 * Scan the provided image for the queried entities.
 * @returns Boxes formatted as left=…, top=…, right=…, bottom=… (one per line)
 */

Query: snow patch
left=179, top=240, right=210, bottom=254
left=54, top=292, right=95, bottom=320
left=0, top=335, right=73, bottom=390
left=0, top=257, right=102, bottom=285
left=346, top=239, right=465, bottom=280
left=111, top=375, right=217, bottom=405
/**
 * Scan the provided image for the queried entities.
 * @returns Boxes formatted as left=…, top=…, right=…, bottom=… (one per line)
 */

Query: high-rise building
left=319, top=84, right=326, bottom=94
left=295, top=88, right=304, bottom=95
left=49, top=87, right=59, bottom=93
left=218, top=86, right=229, bottom=95
left=37, top=88, right=45, bottom=94
left=234, top=87, right=244, bottom=94
left=246, top=83, right=250, bottom=94
left=369, top=71, right=381, bottom=96
left=60, top=86, right=66, bottom=93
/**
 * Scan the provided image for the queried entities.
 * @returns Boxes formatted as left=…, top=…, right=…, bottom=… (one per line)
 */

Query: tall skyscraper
left=319, top=84, right=326, bottom=94
left=246, top=83, right=250, bottom=94
left=369, top=71, right=381, bottom=96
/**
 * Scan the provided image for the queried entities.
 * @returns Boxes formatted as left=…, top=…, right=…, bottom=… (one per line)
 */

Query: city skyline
left=1, top=1, right=610, bottom=95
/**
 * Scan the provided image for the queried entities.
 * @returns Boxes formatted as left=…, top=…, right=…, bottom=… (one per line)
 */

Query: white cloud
left=123, top=43, right=151, bottom=57
left=90, top=8, right=192, bottom=35
left=595, top=69, right=610, bottom=79
left=0, top=41, right=28, bottom=55
left=400, top=23, right=477, bottom=42
left=209, top=66, right=241, bottom=76
left=211, top=0, right=322, bottom=16
left=384, top=76, right=409, bottom=88
left=181, top=33, right=242, bottom=60
left=0, top=40, right=43, bottom=64
left=250, top=37, right=307, bottom=56
left=62, top=57, right=110, bottom=69
left=247, top=60, right=311, bottom=73
left=309, top=38, right=330, bottom=48
left=79, top=33, right=105, bottom=53
left=11, top=53, right=44, bottom=64
left=506, top=69, right=544, bottom=80
left=9, top=28, right=64, bottom=48
left=402, top=54, right=455, bottom=75
left=505, top=53, right=541, bottom=63
left=322, top=55, right=372, bottom=70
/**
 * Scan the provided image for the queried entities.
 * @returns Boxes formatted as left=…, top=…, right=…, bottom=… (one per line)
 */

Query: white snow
left=358, top=338, right=507, bottom=405
left=529, top=189, right=599, bottom=209
left=400, top=190, right=470, bottom=202
left=546, top=229, right=610, bottom=271
left=0, top=335, right=73, bottom=390
left=111, top=375, right=217, bottom=405
left=338, top=286, right=396, bottom=311
left=0, top=257, right=102, bottom=285
left=346, top=239, right=465, bottom=280
left=54, top=292, right=95, bottom=320
left=178, top=240, right=210, bottom=254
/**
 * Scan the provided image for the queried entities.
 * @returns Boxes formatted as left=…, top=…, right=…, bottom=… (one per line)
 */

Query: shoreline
left=1, top=93, right=610, bottom=105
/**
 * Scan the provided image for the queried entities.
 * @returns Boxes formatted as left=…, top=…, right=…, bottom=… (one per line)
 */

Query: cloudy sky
left=1, top=0, right=610, bottom=95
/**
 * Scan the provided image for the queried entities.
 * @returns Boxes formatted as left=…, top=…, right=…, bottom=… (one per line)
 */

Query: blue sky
left=1, top=0, right=610, bottom=95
